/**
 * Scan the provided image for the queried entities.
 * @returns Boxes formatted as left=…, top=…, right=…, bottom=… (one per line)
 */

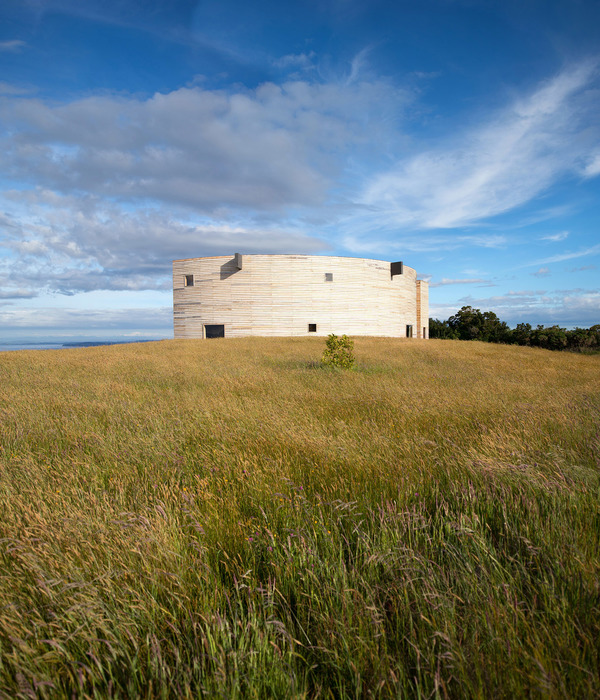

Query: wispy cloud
left=340, top=229, right=507, bottom=256
left=0, top=40, right=26, bottom=52
left=273, top=52, right=316, bottom=71
left=533, top=243, right=600, bottom=265
left=345, top=47, right=372, bottom=86
left=503, top=290, right=548, bottom=297
left=540, top=231, right=569, bottom=242
left=582, top=151, right=600, bottom=177
left=429, top=278, right=491, bottom=288
left=360, top=61, right=600, bottom=229
left=532, top=267, right=550, bottom=277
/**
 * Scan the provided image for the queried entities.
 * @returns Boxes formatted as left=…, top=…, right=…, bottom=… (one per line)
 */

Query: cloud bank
left=1, top=78, right=407, bottom=212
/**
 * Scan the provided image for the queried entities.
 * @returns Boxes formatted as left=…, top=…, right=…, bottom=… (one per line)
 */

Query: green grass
left=0, top=337, right=598, bottom=698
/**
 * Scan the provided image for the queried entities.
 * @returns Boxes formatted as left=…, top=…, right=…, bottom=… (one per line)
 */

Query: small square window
left=308, top=324, right=317, bottom=332
left=325, top=273, right=333, bottom=281
left=184, top=274, right=194, bottom=287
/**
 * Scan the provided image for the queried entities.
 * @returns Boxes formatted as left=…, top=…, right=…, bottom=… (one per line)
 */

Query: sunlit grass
left=0, top=338, right=598, bottom=698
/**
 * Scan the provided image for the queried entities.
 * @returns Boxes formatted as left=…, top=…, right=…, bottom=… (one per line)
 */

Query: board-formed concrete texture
left=173, top=254, right=429, bottom=339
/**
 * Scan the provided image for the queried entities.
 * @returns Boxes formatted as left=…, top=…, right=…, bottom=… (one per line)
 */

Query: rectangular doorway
left=204, top=324, right=225, bottom=338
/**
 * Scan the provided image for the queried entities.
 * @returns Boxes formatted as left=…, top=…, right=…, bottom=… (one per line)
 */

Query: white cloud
left=533, top=243, right=600, bottom=265
left=429, top=278, right=490, bottom=287
left=340, top=229, right=506, bottom=255
left=0, top=77, right=409, bottom=212
left=504, top=290, right=547, bottom=297
left=532, top=267, right=550, bottom=277
left=0, top=71, right=412, bottom=300
left=0, top=190, right=329, bottom=294
left=359, top=61, right=600, bottom=229
left=0, top=289, right=37, bottom=300
left=540, top=231, right=569, bottom=242
left=273, top=52, right=316, bottom=72
left=582, top=151, right=600, bottom=177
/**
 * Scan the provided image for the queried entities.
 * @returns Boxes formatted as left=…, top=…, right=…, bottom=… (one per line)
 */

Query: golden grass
left=0, top=338, right=598, bottom=698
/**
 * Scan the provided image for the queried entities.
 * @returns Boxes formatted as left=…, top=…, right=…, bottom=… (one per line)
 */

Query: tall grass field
left=0, top=338, right=598, bottom=698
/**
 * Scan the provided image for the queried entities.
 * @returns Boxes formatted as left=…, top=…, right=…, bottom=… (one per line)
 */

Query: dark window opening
left=308, top=324, right=317, bottom=332
left=205, top=324, right=225, bottom=339
left=390, top=261, right=404, bottom=278
left=184, top=274, right=194, bottom=287
left=406, top=325, right=413, bottom=338
left=325, top=273, right=333, bottom=281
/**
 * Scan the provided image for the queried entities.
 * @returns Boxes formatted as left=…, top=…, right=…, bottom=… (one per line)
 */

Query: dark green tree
left=510, top=323, right=532, bottom=346
left=428, top=318, right=456, bottom=339
left=447, top=306, right=484, bottom=340
left=566, top=327, right=599, bottom=351
left=431, top=308, right=598, bottom=352
left=530, top=325, right=568, bottom=350
left=447, top=306, right=510, bottom=342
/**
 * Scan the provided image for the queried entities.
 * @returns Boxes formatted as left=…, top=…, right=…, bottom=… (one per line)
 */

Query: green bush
left=321, top=333, right=355, bottom=369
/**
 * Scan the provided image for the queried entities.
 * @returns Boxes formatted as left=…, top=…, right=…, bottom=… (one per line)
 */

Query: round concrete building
left=173, top=254, right=429, bottom=339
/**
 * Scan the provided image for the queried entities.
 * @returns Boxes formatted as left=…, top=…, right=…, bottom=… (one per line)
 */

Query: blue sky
left=1, top=0, right=599, bottom=340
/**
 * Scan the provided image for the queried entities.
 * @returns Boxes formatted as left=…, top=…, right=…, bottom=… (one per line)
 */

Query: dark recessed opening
left=205, top=324, right=225, bottom=338
left=391, top=261, right=403, bottom=278
left=406, top=324, right=413, bottom=338
left=308, top=324, right=317, bottom=332
left=185, top=274, right=194, bottom=287
left=325, top=273, right=333, bottom=281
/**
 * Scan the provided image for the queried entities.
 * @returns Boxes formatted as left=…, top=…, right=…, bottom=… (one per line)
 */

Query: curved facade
left=173, top=254, right=429, bottom=339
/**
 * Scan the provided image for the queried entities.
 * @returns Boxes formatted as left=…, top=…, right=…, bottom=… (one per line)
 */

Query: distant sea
left=0, top=340, right=160, bottom=352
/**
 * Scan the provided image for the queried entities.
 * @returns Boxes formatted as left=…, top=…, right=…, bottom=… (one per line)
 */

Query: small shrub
left=321, top=334, right=355, bottom=369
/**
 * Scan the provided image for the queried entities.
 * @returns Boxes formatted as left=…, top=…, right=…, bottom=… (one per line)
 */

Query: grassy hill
left=0, top=338, right=598, bottom=698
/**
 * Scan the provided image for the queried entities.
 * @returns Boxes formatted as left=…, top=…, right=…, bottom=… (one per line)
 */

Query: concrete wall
left=173, top=254, right=429, bottom=339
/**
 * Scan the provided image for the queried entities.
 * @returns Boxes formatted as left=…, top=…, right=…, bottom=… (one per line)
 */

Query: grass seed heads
left=0, top=337, right=598, bottom=698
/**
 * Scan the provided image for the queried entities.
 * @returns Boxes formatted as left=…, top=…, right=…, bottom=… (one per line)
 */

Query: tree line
left=429, top=306, right=600, bottom=351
